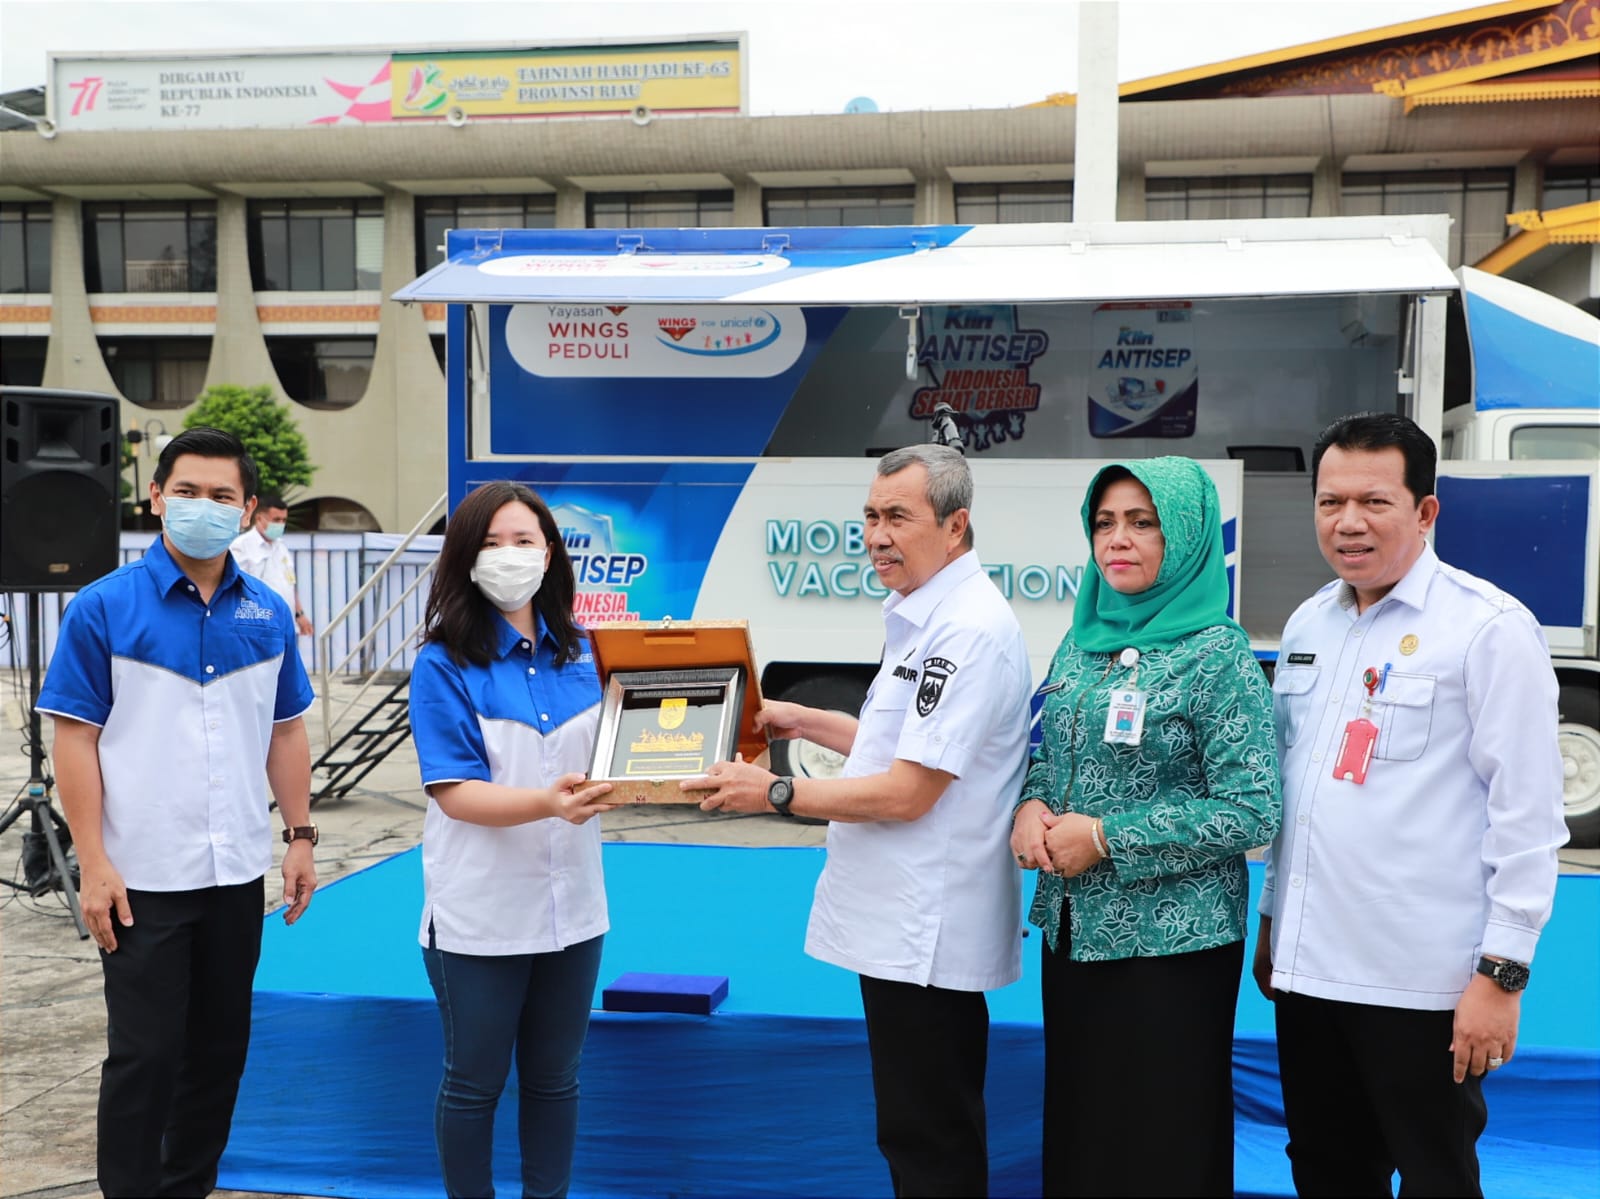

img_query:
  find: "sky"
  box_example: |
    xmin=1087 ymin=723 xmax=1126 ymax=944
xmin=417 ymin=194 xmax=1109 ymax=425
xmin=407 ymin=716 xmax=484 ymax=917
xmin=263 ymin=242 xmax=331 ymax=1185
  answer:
xmin=0 ymin=0 xmax=1481 ymax=112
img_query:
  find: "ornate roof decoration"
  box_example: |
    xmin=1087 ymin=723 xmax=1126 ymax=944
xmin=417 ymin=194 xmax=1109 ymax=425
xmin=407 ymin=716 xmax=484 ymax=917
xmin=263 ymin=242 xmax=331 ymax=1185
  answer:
xmin=1030 ymin=0 xmax=1600 ymax=108
xmin=1476 ymin=200 xmax=1600 ymax=274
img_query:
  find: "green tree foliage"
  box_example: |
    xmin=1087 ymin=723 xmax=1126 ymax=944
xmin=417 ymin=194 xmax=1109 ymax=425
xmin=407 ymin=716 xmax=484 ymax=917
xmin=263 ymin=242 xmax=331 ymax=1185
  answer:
xmin=183 ymin=384 xmax=315 ymax=498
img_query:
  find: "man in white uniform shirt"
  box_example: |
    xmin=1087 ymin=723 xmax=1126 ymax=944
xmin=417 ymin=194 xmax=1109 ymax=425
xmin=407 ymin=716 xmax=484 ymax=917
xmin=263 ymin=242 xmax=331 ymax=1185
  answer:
xmin=682 ymin=445 xmax=1030 ymax=1198
xmin=230 ymin=492 xmax=313 ymax=635
xmin=1254 ymin=413 xmax=1566 ymax=1197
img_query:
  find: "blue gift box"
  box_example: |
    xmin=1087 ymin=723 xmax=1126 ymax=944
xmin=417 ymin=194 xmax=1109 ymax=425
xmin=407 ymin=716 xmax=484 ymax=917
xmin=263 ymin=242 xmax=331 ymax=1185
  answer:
xmin=601 ymin=971 xmax=730 ymax=1015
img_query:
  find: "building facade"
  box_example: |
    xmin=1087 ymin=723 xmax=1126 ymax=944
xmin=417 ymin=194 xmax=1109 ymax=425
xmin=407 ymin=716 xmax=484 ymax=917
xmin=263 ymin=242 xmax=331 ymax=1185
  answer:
xmin=2 ymin=5 xmax=1595 ymax=531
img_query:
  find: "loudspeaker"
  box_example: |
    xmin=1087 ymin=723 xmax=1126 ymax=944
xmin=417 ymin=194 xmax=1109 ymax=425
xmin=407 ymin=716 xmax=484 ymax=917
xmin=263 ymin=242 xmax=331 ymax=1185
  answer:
xmin=1 ymin=387 xmax=121 ymax=591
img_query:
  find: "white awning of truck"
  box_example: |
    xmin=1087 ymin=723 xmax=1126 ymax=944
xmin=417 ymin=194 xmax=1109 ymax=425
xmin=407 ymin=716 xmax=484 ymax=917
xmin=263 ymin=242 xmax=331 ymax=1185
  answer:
xmin=393 ymin=217 xmax=1459 ymax=307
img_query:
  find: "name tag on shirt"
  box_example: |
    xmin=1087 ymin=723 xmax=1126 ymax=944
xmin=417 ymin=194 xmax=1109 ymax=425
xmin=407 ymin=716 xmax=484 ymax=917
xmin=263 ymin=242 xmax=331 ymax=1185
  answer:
xmin=1103 ymin=689 xmax=1146 ymax=746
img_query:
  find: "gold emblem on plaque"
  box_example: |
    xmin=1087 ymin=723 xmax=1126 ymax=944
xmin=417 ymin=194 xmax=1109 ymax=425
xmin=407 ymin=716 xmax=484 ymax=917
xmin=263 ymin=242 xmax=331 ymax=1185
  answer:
xmin=1399 ymin=634 xmax=1419 ymax=656
xmin=658 ymin=696 xmax=687 ymax=729
xmin=629 ymin=729 xmax=705 ymax=753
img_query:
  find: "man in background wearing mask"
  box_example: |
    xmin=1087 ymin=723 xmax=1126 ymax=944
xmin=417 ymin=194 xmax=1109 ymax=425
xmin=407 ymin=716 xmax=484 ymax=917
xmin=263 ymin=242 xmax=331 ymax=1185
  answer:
xmin=230 ymin=492 xmax=314 ymax=636
xmin=37 ymin=426 xmax=319 ymax=1197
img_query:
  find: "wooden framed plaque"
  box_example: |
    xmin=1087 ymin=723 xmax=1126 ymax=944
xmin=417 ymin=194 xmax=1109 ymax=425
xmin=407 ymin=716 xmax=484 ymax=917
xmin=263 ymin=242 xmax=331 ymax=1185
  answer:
xmin=586 ymin=619 xmax=767 ymax=804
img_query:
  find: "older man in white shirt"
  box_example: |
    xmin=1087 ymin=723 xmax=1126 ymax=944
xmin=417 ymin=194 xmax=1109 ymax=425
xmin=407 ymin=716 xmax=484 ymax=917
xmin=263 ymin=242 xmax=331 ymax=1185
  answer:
xmin=682 ymin=444 xmax=1030 ymax=1198
xmin=1254 ymin=412 xmax=1567 ymax=1198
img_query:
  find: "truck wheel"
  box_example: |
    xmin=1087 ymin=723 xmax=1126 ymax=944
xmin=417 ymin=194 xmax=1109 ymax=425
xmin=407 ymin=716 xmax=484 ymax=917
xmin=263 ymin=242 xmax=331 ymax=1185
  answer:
xmin=769 ymin=673 xmax=869 ymax=782
xmin=1558 ymin=680 xmax=1600 ymax=849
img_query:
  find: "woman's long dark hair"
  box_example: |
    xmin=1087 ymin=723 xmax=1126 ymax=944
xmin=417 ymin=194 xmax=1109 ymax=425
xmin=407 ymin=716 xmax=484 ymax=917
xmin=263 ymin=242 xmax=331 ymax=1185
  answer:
xmin=420 ymin=482 xmax=585 ymax=667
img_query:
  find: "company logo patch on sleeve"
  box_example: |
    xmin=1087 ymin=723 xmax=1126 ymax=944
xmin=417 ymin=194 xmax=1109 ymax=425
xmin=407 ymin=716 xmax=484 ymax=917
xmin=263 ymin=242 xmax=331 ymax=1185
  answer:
xmin=1285 ymin=652 xmax=1317 ymax=665
xmin=917 ymin=656 xmax=957 ymax=717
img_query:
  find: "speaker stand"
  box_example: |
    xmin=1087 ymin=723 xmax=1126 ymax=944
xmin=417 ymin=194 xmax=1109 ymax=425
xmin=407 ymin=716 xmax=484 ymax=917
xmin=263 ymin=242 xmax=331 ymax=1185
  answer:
xmin=0 ymin=594 xmax=88 ymax=939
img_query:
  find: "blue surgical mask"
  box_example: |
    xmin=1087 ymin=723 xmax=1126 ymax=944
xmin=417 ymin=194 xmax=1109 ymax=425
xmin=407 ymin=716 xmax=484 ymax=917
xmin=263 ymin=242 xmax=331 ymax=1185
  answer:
xmin=263 ymin=521 xmax=287 ymax=541
xmin=161 ymin=495 xmax=247 ymax=560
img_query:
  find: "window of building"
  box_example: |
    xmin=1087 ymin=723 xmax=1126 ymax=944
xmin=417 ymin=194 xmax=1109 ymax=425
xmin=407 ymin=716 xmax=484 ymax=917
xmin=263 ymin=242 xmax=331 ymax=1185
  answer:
xmin=763 ymin=186 xmax=916 ymax=226
xmin=416 ymin=195 xmax=557 ymax=272
xmin=1341 ymin=169 xmax=1513 ymax=267
xmin=954 ymin=181 xmax=1072 ymax=224
xmin=100 ymin=337 xmax=210 ymax=407
xmin=0 ymin=202 xmax=52 ymax=293
xmin=587 ymin=190 xmax=736 ymax=229
xmin=1542 ymin=164 xmax=1600 ymax=209
xmin=268 ymin=336 xmax=375 ymax=408
xmin=430 ymin=334 xmax=448 ymax=374
xmin=249 ymin=198 xmax=383 ymax=291
xmin=84 ymin=201 xmax=216 ymax=293
xmin=0 ymin=337 xmax=47 ymax=385
xmin=1146 ymin=175 xmax=1313 ymax=221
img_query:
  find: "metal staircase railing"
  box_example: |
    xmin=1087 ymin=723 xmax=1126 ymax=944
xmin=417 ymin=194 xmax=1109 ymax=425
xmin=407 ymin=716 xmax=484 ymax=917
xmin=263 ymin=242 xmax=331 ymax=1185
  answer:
xmin=311 ymin=674 xmax=416 ymax=805
xmin=312 ymin=493 xmax=446 ymax=804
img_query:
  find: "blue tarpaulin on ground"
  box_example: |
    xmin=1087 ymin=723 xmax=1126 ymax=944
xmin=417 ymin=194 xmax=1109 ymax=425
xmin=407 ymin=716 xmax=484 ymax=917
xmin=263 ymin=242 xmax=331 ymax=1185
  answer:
xmin=221 ymin=843 xmax=1599 ymax=1198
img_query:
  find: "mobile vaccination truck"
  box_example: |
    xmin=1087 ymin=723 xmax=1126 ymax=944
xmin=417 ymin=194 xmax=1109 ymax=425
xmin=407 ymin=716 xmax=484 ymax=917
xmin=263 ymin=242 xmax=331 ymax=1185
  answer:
xmin=396 ymin=214 xmax=1600 ymax=843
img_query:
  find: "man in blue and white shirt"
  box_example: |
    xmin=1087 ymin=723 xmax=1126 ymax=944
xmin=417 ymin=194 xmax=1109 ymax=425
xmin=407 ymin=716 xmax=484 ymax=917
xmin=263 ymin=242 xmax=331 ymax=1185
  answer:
xmin=1254 ymin=413 xmax=1566 ymax=1198
xmin=38 ymin=426 xmax=318 ymax=1198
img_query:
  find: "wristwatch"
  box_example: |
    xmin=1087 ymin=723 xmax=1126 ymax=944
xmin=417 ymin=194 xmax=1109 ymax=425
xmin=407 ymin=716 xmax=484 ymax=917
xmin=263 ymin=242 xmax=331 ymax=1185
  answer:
xmin=282 ymin=825 xmax=319 ymax=847
xmin=1476 ymin=956 xmax=1530 ymax=993
xmin=767 ymin=776 xmax=796 ymax=818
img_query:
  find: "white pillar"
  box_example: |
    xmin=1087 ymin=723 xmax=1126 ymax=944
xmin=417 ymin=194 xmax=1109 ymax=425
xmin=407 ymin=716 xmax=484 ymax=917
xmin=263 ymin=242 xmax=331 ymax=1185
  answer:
xmin=1074 ymin=2 xmax=1120 ymax=223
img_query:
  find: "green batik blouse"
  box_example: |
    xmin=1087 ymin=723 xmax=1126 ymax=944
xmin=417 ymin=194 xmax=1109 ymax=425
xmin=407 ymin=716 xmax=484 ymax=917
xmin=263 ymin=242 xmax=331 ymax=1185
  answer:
xmin=1020 ymin=622 xmax=1281 ymax=959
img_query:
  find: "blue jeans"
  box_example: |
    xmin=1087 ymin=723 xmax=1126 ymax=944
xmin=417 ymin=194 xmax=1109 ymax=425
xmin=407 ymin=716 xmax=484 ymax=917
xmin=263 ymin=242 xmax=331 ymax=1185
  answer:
xmin=422 ymin=933 xmax=604 ymax=1199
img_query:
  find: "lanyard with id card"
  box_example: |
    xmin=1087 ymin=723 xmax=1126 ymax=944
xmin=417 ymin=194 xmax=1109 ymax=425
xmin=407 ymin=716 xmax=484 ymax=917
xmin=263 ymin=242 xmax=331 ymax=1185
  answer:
xmin=1332 ymin=663 xmax=1388 ymax=784
xmin=1103 ymin=647 xmax=1147 ymax=746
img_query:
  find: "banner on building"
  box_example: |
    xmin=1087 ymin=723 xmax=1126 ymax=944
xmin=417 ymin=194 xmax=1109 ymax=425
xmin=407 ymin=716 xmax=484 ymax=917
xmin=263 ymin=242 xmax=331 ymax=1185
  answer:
xmin=392 ymin=43 xmax=741 ymax=119
xmin=49 ymin=38 xmax=743 ymax=132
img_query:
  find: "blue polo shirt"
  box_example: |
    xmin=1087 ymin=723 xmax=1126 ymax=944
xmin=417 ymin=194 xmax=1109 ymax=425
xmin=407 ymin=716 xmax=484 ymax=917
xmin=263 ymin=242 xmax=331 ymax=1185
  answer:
xmin=409 ymin=612 xmax=608 ymax=955
xmin=37 ymin=538 xmax=314 ymax=891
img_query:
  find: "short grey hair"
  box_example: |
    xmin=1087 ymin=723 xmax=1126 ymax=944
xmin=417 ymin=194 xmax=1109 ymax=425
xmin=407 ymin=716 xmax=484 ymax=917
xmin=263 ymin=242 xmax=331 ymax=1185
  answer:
xmin=877 ymin=444 xmax=975 ymax=546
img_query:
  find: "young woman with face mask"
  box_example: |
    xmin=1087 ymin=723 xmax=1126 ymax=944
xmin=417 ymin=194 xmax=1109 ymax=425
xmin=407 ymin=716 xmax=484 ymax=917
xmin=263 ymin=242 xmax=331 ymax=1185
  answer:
xmin=408 ymin=481 xmax=616 ymax=1199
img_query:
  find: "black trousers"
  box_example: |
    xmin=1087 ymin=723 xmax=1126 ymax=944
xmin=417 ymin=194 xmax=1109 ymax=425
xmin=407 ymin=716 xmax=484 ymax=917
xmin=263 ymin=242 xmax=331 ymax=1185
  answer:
xmin=1040 ymin=936 xmax=1243 ymax=1198
xmin=858 ymin=974 xmax=991 ymax=1198
xmin=1275 ymin=991 xmax=1488 ymax=1199
xmin=97 ymin=877 xmax=265 ymax=1198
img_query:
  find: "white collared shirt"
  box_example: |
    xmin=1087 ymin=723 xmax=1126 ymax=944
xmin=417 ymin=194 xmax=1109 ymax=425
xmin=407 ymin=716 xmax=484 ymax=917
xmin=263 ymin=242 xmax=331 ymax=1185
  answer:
xmin=805 ymin=551 xmax=1029 ymax=992
xmin=230 ymin=528 xmax=301 ymax=615
xmin=1263 ymin=544 xmax=1566 ymax=1010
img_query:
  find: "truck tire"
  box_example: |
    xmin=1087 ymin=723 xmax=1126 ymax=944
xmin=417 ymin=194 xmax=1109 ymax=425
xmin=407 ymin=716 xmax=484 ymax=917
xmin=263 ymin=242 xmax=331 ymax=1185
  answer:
xmin=768 ymin=672 xmax=869 ymax=782
xmin=1559 ymin=680 xmax=1600 ymax=849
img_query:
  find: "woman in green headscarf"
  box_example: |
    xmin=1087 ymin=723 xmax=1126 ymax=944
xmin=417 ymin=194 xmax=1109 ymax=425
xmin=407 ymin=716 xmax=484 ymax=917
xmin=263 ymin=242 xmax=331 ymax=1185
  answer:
xmin=1010 ymin=457 xmax=1280 ymax=1198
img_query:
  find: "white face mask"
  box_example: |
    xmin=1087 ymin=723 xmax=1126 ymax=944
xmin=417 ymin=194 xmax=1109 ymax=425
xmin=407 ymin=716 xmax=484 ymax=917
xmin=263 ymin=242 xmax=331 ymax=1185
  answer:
xmin=471 ymin=545 xmax=547 ymax=611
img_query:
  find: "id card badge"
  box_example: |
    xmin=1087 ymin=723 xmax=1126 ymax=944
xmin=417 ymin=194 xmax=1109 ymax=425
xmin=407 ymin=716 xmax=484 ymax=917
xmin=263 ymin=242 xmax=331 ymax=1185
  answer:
xmin=1103 ymin=689 xmax=1147 ymax=746
xmin=1332 ymin=717 xmax=1379 ymax=784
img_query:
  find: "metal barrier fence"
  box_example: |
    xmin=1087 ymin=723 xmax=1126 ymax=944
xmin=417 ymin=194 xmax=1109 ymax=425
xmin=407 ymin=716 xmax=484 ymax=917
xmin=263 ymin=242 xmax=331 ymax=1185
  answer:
xmin=0 ymin=532 xmax=444 ymax=680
